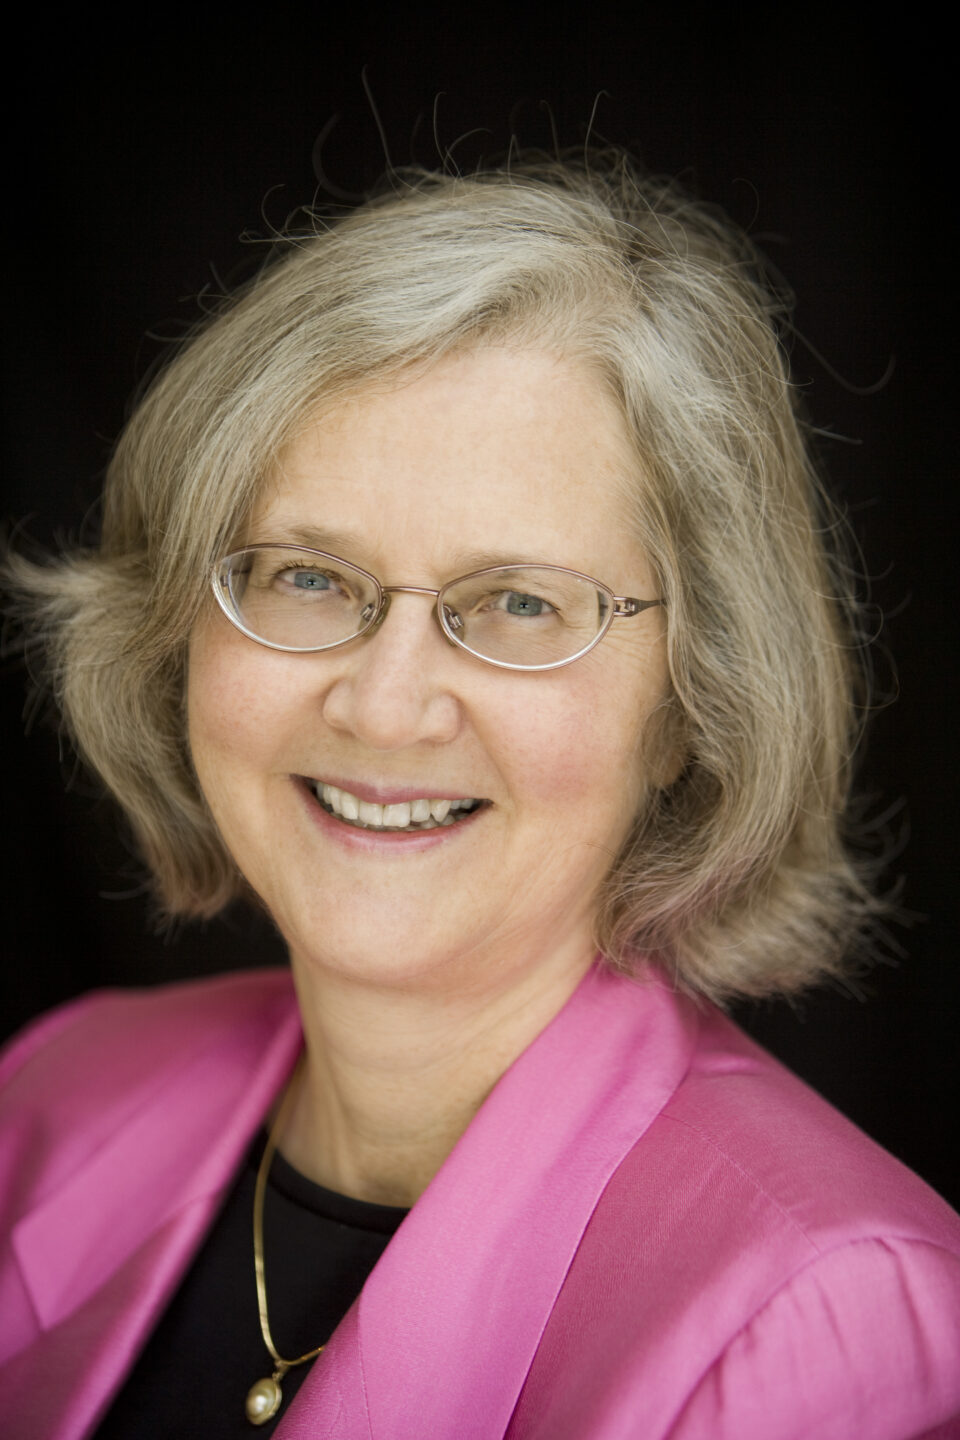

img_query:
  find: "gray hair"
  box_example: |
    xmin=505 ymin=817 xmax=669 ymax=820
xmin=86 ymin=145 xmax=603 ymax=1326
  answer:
xmin=5 ymin=153 xmax=878 ymax=1000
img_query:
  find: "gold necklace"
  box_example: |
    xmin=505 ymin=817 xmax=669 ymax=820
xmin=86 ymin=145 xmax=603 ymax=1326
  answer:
xmin=245 ymin=1062 xmax=325 ymax=1427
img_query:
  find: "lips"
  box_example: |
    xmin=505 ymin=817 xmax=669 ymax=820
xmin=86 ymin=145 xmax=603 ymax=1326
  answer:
xmin=308 ymin=780 xmax=486 ymax=832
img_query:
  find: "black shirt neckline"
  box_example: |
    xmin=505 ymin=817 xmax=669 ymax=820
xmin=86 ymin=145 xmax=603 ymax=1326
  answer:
xmin=259 ymin=1136 xmax=411 ymax=1232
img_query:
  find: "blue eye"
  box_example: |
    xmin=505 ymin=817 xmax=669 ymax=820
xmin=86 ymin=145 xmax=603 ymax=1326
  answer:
xmin=290 ymin=570 xmax=332 ymax=590
xmin=502 ymin=592 xmax=553 ymax=617
xmin=271 ymin=565 xmax=353 ymax=598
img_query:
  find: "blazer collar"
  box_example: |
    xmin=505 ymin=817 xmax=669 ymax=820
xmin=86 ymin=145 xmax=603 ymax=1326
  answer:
xmin=13 ymin=979 xmax=303 ymax=1332
xmin=6 ymin=973 xmax=303 ymax=1440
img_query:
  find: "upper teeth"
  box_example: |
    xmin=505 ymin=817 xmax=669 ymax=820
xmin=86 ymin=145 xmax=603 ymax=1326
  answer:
xmin=318 ymin=784 xmax=479 ymax=830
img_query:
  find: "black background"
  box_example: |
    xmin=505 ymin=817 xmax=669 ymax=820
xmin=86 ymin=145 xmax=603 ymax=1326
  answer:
xmin=2 ymin=10 xmax=957 ymax=1205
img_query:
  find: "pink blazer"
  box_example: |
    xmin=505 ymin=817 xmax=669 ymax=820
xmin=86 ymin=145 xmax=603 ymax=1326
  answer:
xmin=2 ymin=963 xmax=959 ymax=1440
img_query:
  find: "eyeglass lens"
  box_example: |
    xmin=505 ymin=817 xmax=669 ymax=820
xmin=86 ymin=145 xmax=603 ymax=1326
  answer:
xmin=216 ymin=547 xmax=612 ymax=666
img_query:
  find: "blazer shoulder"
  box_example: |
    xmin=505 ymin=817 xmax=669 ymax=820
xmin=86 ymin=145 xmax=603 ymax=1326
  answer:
xmin=655 ymin=1005 xmax=960 ymax=1254
xmin=0 ymin=991 xmax=114 ymax=1088
xmin=0 ymin=968 xmax=296 ymax=1115
xmin=0 ymin=969 xmax=299 ymax=1243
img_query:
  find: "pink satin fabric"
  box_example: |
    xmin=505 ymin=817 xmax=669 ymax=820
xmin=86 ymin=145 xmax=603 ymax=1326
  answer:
xmin=2 ymin=963 xmax=959 ymax=1439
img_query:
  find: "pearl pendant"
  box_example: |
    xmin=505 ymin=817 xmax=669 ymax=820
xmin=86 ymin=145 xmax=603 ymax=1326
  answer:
xmin=245 ymin=1374 xmax=283 ymax=1425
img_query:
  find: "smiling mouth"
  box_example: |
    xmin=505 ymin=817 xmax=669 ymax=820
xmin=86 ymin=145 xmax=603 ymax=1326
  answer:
xmin=309 ymin=781 xmax=486 ymax=832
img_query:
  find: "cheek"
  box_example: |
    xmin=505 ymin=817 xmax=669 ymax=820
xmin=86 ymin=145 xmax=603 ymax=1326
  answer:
xmin=493 ymin=685 xmax=649 ymax=836
xmin=186 ymin=622 xmax=282 ymax=794
xmin=514 ymin=638 xmax=673 ymax=836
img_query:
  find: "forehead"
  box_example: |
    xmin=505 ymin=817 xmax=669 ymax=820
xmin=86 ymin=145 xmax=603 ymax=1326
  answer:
xmin=251 ymin=348 xmax=650 ymax=580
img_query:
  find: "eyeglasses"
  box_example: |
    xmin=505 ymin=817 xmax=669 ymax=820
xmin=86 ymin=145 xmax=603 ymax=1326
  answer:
xmin=211 ymin=544 xmax=663 ymax=672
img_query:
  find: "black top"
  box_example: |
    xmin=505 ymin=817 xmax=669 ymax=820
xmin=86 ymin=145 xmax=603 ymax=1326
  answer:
xmin=96 ymin=1135 xmax=409 ymax=1438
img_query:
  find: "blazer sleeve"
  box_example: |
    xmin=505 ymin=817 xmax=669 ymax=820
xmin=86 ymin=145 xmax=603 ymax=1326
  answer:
xmin=667 ymin=1235 xmax=960 ymax=1440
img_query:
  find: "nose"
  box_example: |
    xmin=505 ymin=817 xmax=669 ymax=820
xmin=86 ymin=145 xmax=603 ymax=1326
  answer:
xmin=320 ymin=592 xmax=463 ymax=750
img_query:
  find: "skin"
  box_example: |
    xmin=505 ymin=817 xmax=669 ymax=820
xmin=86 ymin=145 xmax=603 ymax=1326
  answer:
xmin=188 ymin=347 xmax=674 ymax=1204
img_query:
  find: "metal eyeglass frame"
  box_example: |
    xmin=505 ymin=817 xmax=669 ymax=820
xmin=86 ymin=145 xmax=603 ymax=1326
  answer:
xmin=211 ymin=543 xmax=664 ymax=673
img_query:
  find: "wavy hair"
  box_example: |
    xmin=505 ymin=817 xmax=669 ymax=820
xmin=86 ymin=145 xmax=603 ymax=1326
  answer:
xmin=4 ymin=153 xmax=878 ymax=1000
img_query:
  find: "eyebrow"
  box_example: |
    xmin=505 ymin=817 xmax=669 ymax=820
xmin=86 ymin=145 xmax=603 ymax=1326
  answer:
xmin=253 ymin=524 xmax=562 ymax=575
xmin=260 ymin=523 xmax=365 ymax=556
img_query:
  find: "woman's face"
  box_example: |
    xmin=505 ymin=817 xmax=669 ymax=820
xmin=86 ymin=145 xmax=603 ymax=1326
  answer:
xmin=188 ymin=348 xmax=674 ymax=998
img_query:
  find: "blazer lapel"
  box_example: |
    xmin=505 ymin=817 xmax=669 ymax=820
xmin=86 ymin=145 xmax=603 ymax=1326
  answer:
xmin=4 ymin=974 xmax=302 ymax=1440
xmin=280 ymin=963 xmax=698 ymax=1440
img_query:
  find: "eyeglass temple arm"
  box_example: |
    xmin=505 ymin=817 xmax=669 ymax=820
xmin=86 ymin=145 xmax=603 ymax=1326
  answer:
xmin=613 ymin=597 xmax=664 ymax=617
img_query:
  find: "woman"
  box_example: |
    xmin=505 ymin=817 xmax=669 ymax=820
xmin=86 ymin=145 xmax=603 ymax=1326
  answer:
xmin=2 ymin=155 xmax=959 ymax=1440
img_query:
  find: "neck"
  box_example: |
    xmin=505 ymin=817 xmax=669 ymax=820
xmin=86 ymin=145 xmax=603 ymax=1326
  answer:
xmin=277 ymin=939 xmax=594 ymax=1207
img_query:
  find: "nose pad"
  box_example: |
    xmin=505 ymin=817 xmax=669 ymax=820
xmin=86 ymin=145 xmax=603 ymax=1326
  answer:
xmin=441 ymin=603 xmax=464 ymax=637
xmin=362 ymin=592 xmax=392 ymax=635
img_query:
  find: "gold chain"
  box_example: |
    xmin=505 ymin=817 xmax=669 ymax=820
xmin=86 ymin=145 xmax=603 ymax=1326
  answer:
xmin=245 ymin=1059 xmax=325 ymax=1426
